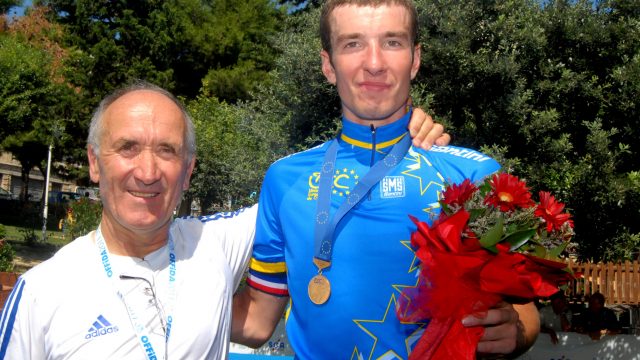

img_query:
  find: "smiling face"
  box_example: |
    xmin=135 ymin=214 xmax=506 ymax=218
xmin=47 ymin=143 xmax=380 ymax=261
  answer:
xmin=88 ymin=90 xmax=195 ymax=249
xmin=320 ymin=3 xmax=421 ymax=126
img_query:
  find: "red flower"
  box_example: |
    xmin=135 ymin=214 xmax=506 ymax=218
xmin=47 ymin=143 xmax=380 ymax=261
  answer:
xmin=441 ymin=179 xmax=477 ymax=207
xmin=484 ymin=173 xmax=535 ymax=212
xmin=535 ymin=191 xmax=573 ymax=232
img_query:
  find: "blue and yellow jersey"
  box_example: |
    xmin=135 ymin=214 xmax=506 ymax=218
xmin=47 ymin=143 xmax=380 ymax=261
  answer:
xmin=249 ymin=112 xmax=500 ymax=359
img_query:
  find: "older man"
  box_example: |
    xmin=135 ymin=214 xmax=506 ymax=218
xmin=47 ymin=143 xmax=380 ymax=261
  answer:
xmin=0 ymin=82 xmax=257 ymax=359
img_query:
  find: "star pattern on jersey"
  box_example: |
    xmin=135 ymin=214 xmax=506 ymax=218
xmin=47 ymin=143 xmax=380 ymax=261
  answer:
xmin=401 ymin=150 xmax=445 ymax=214
xmin=393 ymin=241 xmax=423 ymax=321
xmin=399 ymin=240 xmax=421 ymax=274
xmin=353 ymin=294 xmax=427 ymax=360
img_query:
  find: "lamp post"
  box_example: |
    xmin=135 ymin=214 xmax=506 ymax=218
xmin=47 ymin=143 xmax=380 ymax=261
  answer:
xmin=41 ymin=143 xmax=53 ymax=242
xmin=41 ymin=122 xmax=64 ymax=243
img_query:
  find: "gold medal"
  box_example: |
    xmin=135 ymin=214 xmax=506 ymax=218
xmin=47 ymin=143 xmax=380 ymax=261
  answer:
xmin=309 ymin=258 xmax=332 ymax=304
xmin=308 ymin=274 xmax=331 ymax=305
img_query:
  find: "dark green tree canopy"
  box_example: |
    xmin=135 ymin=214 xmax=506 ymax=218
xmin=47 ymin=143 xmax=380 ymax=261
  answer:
xmin=0 ymin=0 xmax=20 ymax=14
xmin=35 ymin=0 xmax=284 ymax=101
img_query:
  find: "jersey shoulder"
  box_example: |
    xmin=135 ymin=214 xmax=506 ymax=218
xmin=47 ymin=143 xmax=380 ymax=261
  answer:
xmin=265 ymin=142 xmax=329 ymax=179
xmin=418 ymin=145 xmax=501 ymax=183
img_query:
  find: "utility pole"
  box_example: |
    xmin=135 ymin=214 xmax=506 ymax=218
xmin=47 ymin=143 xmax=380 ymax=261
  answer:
xmin=42 ymin=143 xmax=53 ymax=243
xmin=42 ymin=122 xmax=64 ymax=243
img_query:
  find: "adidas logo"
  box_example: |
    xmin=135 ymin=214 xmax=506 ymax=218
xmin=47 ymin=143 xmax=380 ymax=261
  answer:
xmin=85 ymin=315 xmax=119 ymax=339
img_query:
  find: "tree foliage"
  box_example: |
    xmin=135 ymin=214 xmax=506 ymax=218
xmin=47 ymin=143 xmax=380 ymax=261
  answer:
xmin=0 ymin=0 xmax=20 ymax=15
xmin=35 ymin=0 xmax=284 ymax=102
xmin=1 ymin=7 xmax=85 ymax=200
xmin=187 ymin=97 xmax=278 ymax=212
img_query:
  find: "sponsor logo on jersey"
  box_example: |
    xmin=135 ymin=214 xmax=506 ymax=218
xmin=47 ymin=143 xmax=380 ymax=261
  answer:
xmin=85 ymin=315 xmax=119 ymax=339
xmin=380 ymin=176 xmax=406 ymax=198
xmin=429 ymin=145 xmax=492 ymax=162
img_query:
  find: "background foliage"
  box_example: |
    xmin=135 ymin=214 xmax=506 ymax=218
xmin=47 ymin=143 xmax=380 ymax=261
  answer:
xmin=1 ymin=0 xmax=639 ymax=262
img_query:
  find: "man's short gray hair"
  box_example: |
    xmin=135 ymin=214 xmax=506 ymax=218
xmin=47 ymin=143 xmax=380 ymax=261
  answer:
xmin=86 ymin=80 xmax=196 ymax=163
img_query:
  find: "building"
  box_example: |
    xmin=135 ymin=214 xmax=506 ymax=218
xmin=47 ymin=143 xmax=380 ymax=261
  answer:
xmin=0 ymin=152 xmax=77 ymax=201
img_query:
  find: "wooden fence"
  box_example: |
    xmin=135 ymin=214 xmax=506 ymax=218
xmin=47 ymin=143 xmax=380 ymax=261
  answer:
xmin=565 ymin=260 xmax=640 ymax=305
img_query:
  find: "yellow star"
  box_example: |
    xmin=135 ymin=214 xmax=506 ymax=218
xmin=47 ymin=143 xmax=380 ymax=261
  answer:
xmin=353 ymin=294 xmax=427 ymax=359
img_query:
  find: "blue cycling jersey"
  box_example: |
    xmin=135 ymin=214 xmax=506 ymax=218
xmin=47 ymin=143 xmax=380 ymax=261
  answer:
xmin=249 ymin=111 xmax=501 ymax=359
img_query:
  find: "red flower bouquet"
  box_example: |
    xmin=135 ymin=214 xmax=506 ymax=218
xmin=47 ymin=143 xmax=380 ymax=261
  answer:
xmin=397 ymin=173 xmax=577 ymax=359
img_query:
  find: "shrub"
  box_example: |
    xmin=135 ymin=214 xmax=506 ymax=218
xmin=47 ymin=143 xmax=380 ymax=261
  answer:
xmin=0 ymin=224 xmax=15 ymax=272
xmin=66 ymin=198 xmax=102 ymax=240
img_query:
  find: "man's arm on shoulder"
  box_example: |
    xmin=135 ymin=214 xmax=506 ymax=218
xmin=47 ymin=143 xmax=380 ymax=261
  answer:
xmin=232 ymin=286 xmax=289 ymax=348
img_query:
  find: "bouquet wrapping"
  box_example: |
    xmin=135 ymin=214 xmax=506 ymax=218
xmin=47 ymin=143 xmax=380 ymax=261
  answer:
xmin=397 ymin=173 xmax=577 ymax=359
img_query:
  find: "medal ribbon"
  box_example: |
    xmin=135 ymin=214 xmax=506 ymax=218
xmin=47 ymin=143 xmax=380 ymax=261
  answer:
xmin=96 ymin=228 xmax=176 ymax=360
xmin=313 ymin=130 xmax=412 ymax=264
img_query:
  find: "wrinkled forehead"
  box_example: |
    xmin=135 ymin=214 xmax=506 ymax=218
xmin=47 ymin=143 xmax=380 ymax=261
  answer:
xmin=101 ymin=90 xmax=186 ymax=144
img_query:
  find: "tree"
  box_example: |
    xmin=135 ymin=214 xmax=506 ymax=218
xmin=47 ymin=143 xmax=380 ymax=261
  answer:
xmin=0 ymin=0 xmax=20 ymax=14
xmin=1 ymin=8 xmax=82 ymax=200
xmin=187 ymin=97 xmax=274 ymax=212
xmin=35 ymin=0 xmax=284 ymax=102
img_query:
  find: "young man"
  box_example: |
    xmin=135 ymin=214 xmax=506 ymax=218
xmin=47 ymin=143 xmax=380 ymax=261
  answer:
xmin=0 ymin=83 xmax=257 ymax=359
xmin=232 ymin=1 xmax=539 ymax=358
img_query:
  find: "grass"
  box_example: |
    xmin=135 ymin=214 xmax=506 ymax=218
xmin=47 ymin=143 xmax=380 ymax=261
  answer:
xmin=3 ymin=224 xmax=69 ymax=247
xmin=2 ymin=224 xmax=71 ymax=274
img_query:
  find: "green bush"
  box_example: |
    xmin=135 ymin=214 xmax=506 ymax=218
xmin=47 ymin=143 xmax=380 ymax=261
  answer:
xmin=66 ymin=198 xmax=102 ymax=240
xmin=0 ymin=224 xmax=15 ymax=272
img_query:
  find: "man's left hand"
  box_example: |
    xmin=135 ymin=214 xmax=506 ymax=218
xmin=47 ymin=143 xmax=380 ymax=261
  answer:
xmin=408 ymin=108 xmax=451 ymax=149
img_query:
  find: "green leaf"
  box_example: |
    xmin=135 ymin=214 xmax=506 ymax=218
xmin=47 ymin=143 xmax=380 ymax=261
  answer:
xmin=479 ymin=215 xmax=505 ymax=252
xmin=548 ymin=241 xmax=568 ymax=258
xmin=505 ymin=229 xmax=536 ymax=251
xmin=532 ymin=244 xmax=548 ymax=258
xmin=468 ymin=208 xmax=485 ymax=222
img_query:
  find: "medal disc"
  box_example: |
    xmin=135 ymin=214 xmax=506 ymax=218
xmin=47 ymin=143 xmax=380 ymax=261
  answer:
xmin=308 ymin=274 xmax=331 ymax=305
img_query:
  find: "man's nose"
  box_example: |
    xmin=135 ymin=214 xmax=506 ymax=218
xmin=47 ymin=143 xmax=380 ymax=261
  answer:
xmin=134 ymin=150 xmax=161 ymax=184
xmin=364 ymin=43 xmax=385 ymax=75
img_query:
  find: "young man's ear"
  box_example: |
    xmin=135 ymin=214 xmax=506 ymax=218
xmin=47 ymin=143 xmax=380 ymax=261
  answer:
xmin=320 ymin=50 xmax=337 ymax=85
xmin=411 ymin=44 xmax=421 ymax=80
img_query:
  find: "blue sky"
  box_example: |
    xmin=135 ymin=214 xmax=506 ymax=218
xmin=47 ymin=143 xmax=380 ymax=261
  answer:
xmin=7 ymin=0 xmax=31 ymax=17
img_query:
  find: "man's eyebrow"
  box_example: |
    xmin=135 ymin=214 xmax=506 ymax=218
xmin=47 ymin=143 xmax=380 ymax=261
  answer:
xmin=112 ymin=138 xmax=138 ymax=147
xmin=335 ymin=33 xmax=363 ymax=43
xmin=335 ymin=31 xmax=410 ymax=43
xmin=383 ymin=31 xmax=410 ymax=39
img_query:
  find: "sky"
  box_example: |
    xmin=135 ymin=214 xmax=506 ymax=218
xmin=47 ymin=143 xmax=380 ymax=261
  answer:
xmin=7 ymin=0 xmax=31 ymax=18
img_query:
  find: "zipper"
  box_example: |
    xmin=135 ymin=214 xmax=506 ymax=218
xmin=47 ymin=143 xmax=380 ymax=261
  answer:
xmin=368 ymin=124 xmax=377 ymax=200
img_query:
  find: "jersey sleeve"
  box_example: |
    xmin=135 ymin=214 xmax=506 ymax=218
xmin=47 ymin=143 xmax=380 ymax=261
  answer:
xmin=247 ymin=165 xmax=289 ymax=297
xmin=0 ymin=277 xmax=45 ymax=360
xmin=198 ymin=205 xmax=258 ymax=291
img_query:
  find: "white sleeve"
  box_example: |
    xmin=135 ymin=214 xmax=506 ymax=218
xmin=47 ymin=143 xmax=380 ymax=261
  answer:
xmin=202 ymin=205 xmax=258 ymax=290
xmin=0 ymin=277 xmax=46 ymax=360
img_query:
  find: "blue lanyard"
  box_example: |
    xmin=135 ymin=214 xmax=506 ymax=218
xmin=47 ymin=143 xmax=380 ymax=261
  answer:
xmin=96 ymin=228 xmax=176 ymax=360
xmin=313 ymin=131 xmax=412 ymax=264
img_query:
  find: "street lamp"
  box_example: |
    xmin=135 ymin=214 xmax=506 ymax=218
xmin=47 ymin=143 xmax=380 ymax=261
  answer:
xmin=42 ymin=122 xmax=64 ymax=243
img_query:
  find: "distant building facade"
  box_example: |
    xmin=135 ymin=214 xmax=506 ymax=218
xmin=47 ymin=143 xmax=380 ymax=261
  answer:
xmin=0 ymin=152 xmax=77 ymax=201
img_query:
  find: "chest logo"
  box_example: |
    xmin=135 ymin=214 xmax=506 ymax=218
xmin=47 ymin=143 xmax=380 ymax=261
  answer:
xmin=380 ymin=176 xmax=406 ymax=199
